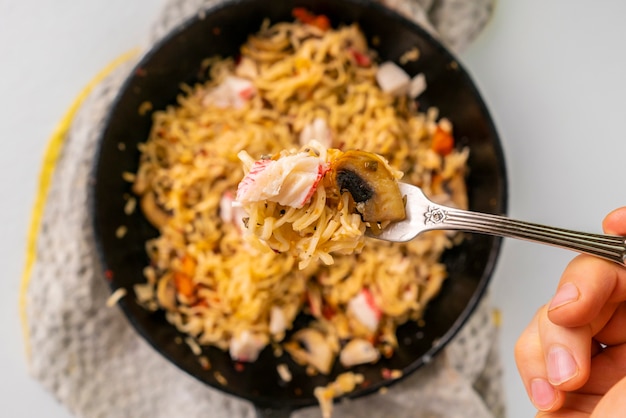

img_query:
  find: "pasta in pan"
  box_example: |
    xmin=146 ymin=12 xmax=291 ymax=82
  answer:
xmin=131 ymin=11 xmax=469 ymax=377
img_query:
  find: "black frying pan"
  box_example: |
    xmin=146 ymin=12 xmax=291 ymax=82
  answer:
xmin=91 ymin=0 xmax=507 ymax=416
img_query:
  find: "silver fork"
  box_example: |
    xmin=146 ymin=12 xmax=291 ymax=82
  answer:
xmin=369 ymin=183 xmax=626 ymax=266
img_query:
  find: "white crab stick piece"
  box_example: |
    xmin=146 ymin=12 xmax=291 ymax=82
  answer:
xmin=229 ymin=330 xmax=267 ymax=362
xmin=377 ymin=61 xmax=427 ymax=99
xmin=299 ymin=117 xmax=332 ymax=149
xmin=409 ymin=73 xmax=427 ymax=98
xmin=203 ymin=75 xmax=255 ymax=109
xmin=347 ymin=289 xmax=381 ymax=332
xmin=236 ymin=152 xmax=327 ymax=208
xmin=376 ymin=61 xmax=411 ymax=97
xmin=219 ymin=190 xmax=247 ymax=233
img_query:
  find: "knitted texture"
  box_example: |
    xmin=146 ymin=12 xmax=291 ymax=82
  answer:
xmin=25 ymin=1 xmax=502 ymax=417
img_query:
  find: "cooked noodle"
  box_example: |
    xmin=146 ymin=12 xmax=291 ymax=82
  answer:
xmin=132 ymin=16 xmax=469 ymax=371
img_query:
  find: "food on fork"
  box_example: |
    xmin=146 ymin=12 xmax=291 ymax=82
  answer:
xmin=236 ymin=141 xmax=407 ymax=269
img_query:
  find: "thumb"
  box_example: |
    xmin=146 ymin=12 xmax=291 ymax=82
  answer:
xmin=602 ymin=207 xmax=626 ymax=235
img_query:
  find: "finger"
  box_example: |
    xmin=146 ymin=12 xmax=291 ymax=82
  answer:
xmin=537 ymin=306 xmax=591 ymax=390
xmin=527 ymin=304 xmax=626 ymax=396
xmin=602 ymin=206 xmax=626 ymax=235
xmin=547 ymin=256 xmax=626 ymax=328
xmin=516 ymin=306 xmax=565 ymax=411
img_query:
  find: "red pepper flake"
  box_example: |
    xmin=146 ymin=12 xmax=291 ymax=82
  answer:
xmin=321 ymin=304 xmax=335 ymax=320
xmin=135 ymin=67 xmax=147 ymax=77
xmin=350 ymin=48 xmax=372 ymax=67
xmin=234 ymin=362 xmax=245 ymax=372
xmin=104 ymin=269 xmax=114 ymax=281
xmin=192 ymin=298 xmax=208 ymax=309
xmin=212 ymin=27 xmax=221 ymax=35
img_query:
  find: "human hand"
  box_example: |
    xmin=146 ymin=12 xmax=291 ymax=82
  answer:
xmin=515 ymin=207 xmax=626 ymax=417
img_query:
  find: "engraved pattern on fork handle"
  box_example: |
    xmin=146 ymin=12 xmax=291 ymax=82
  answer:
xmin=424 ymin=206 xmax=626 ymax=266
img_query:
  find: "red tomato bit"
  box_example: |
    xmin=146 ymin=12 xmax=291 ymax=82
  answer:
xmin=350 ymin=48 xmax=372 ymax=67
xmin=292 ymin=7 xmax=331 ymax=31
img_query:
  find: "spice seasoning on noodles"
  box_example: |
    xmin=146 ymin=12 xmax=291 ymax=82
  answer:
xmin=131 ymin=9 xmax=469 ymax=401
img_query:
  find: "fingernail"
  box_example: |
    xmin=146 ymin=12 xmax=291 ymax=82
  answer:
xmin=530 ymin=378 xmax=557 ymax=410
xmin=547 ymin=345 xmax=578 ymax=385
xmin=548 ymin=282 xmax=579 ymax=311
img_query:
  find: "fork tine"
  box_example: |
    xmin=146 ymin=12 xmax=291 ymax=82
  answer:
xmin=366 ymin=183 xmax=431 ymax=242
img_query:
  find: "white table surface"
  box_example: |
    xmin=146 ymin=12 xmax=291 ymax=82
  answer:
xmin=2 ymin=1 xmax=626 ymax=417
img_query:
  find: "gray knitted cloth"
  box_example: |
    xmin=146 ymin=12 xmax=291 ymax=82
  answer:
xmin=24 ymin=1 xmax=503 ymax=417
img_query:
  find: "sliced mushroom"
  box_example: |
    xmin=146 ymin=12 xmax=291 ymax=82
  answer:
xmin=140 ymin=192 xmax=170 ymax=228
xmin=331 ymin=150 xmax=406 ymax=223
xmin=284 ymin=328 xmax=334 ymax=375
xmin=339 ymin=338 xmax=380 ymax=367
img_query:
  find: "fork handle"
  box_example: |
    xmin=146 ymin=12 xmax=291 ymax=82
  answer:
xmin=426 ymin=206 xmax=626 ymax=266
